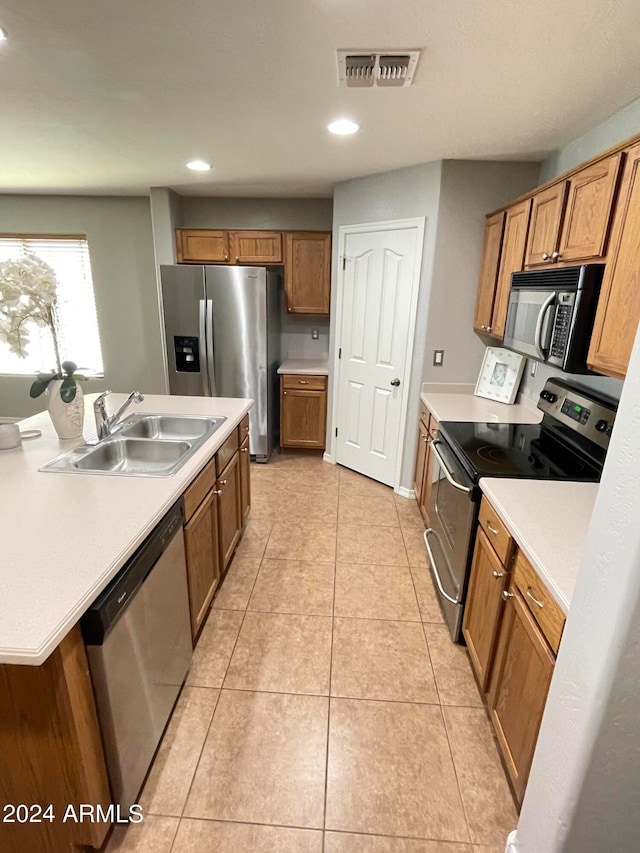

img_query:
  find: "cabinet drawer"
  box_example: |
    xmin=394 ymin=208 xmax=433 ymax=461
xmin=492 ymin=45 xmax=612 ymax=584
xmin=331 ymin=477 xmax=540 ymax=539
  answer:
xmin=216 ymin=430 xmax=239 ymax=476
xmin=428 ymin=415 xmax=439 ymax=440
xmin=478 ymin=498 xmax=513 ymax=565
xmin=183 ymin=456 xmax=217 ymax=521
xmin=281 ymin=374 xmax=327 ymax=391
xmin=513 ymin=550 xmax=565 ymax=654
xmin=419 ymin=402 xmax=430 ymax=429
xmin=239 ymin=413 xmax=250 ymax=443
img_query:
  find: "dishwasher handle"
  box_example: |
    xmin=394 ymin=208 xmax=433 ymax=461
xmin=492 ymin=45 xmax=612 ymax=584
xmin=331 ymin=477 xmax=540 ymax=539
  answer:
xmin=82 ymin=499 xmax=184 ymax=646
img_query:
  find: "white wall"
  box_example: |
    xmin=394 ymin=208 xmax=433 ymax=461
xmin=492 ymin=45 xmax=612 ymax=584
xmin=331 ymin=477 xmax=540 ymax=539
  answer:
xmin=330 ymin=162 xmax=443 ymax=488
xmin=0 ymin=195 xmax=165 ymax=419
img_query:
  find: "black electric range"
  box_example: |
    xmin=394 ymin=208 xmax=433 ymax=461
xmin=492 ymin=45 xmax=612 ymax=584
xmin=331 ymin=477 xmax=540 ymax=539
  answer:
xmin=424 ymin=378 xmax=617 ymax=643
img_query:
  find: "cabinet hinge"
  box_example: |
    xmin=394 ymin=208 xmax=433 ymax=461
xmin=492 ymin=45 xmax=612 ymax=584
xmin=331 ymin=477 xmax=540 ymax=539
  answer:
xmin=342 ymin=256 xmax=346 ymax=270
xmin=335 ymin=427 xmax=338 ymax=437
xmin=338 ymin=347 xmax=342 ymax=359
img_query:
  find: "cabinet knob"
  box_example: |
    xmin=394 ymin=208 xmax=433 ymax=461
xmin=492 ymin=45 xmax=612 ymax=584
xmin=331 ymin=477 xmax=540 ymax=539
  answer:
xmin=298 ymin=380 xmax=308 ymax=384
xmin=241 ymin=447 xmax=248 ymax=453
xmin=492 ymin=570 xmax=504 ymax=579
xmin=224 ymin=254 xmax=229 ymax=261
xmin=551 ymin=251 xmax=561 ymax=260
xmin=486 ymin=326 xmax=492 ymax=332
xmin=480 ymin=324 xmax=486 ymax=330
xmin=220 ymin=479 xmax=228 ymax=486
xmin=502 ymin=590 xmax=514 ymax=601
xmin=235 ymin=256 xmax=239 ymax=263
xmin=283 ymin=391 xmax=287 ymax=395
xmin=214 ymin=489 xmax=222 ymax=496
xmin=542 ymin=252 xmax=550 ymax=261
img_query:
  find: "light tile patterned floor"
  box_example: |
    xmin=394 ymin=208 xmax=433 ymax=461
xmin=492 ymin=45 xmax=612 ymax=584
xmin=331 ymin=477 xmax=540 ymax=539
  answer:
xmin=106 ymin=451 xmax=517 ymax=853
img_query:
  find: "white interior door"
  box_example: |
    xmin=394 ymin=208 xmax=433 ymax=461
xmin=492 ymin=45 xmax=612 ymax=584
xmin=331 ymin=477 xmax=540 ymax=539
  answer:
xmin=335 ymin=223 xmax=423 ymax=486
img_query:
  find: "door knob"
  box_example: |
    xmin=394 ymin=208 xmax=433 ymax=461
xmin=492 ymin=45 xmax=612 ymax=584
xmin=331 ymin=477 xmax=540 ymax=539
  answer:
xmin=390 ymin=378 xmax=401 ymax=387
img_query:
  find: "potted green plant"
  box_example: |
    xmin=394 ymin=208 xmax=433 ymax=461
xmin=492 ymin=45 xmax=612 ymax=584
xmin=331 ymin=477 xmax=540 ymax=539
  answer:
xmin=0 ymin=252 xmax=86 ymax=439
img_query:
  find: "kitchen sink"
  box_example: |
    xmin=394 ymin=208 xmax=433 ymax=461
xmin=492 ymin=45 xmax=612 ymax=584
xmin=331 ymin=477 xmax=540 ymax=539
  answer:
xmin=73 ymin=438 xmax=191 ymax=475
xmin=121 ymin=414 xmax=224 ymax=441
xmin=40 ymin=412 xmax=227 ymax=477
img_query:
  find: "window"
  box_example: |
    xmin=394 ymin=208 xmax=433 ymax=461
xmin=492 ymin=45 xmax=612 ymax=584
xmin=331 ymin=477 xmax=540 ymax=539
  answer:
xmin=0 ymin=235 xmax=104 ymax=376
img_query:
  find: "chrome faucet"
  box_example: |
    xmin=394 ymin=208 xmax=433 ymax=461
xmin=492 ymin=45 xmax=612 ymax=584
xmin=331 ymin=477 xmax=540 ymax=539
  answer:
xmin=94 ymin=390 xmax=144 ymax=440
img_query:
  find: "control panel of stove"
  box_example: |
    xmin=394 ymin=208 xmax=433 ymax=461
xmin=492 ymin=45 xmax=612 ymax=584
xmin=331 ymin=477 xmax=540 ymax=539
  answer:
xmin=537 ymin=378 xmax=617 ymax=449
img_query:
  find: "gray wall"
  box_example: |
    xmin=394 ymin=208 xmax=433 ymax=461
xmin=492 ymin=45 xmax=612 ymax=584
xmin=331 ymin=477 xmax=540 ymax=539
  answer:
xmin=517 ymin=101 xmax=640 ymax=404
xmin=0 ymin=195 xmax=165 ymax=419
xmin=426 ymin=160 xmax=540 ymax=384
xmin=331 ymin=162 xmax=443 ymax=489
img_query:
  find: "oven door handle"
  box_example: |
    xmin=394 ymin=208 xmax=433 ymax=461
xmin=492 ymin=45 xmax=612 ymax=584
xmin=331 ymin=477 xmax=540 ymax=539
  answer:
xmin=431 ymin=441 xmax=472 ymax=494
xmin=534 ymin=293 xmax=556 ymax=361
xmin=423 ymin=529 xmax=462 ymax=606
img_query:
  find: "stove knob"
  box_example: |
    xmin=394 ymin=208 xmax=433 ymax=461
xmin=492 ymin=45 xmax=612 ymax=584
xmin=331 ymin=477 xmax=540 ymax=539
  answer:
xmin=539 ymin=390 xmax=548 ymax=400
xmin=546 ymin=393 xmax=557 ymax=404
xmin=596 ymin=419 xmax=609 ymax=433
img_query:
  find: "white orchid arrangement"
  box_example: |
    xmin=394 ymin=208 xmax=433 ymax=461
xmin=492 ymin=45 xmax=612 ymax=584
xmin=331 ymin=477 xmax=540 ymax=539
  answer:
xmin=0 ymin=252 xmax=85 ymax=402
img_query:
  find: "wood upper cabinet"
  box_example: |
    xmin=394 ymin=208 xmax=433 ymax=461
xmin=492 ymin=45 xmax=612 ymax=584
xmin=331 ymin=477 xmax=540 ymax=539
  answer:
xmin=184 ymin=489 xmax=221 ymax=639
xmin=557 ymin=153 xmax=622 ymax=263
xmin=524 ymin=182 xmax=568 ymax=267
xmin=217 ymin=452 xmax=242 ymax=570
xmin=239 ymin=434 xmax=251 ymax=524
xmin=489 ymin=588 xmax=555 ymax=805
xmin=280 ymin=374 xmax=327 ymax=448
xmin=176 ymin=229 xmax=230 ymax=263
xmin=463 ymin=528 xmax=510 ymax=692
xmin=229 ymin=230 xmax=282 ymax=263
xmin=474 ymin=211 xmax=505 ymax=334
xmin=491 ymin=199 xmax=532 ymax=339
xmin=284 ymin=231 xmax=332 ymax=314
xmin=588 ymin=143 xmax=640 ymax=379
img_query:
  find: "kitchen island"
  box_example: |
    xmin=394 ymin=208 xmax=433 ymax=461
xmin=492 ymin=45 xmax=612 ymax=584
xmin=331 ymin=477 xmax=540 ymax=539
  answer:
xmin=0 ymin=393 xmax=252 ymax=853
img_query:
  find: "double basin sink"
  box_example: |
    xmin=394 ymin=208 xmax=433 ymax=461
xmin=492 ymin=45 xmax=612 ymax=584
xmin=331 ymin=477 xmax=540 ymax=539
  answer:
xmin=40 ymin=414 xmax=227 ymax=477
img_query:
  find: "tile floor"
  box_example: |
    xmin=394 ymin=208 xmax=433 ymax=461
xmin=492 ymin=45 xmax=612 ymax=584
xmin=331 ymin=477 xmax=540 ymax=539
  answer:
xmin=106 ymin=451 xmax=517 ymax=853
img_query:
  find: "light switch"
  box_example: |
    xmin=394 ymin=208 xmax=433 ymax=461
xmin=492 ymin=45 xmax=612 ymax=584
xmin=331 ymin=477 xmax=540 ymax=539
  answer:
xmin=433 ymin=349 xmax=444 ymax=367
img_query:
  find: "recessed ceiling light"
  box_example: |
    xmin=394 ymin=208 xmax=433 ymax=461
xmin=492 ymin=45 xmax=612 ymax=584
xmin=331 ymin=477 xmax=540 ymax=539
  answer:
xmin=0 ymin=26 xmax=8 ymax=42
xmin=328 ymin=118 xmax=360 ymax=136
xmin=186 ymin=160 xmax=212 ymax=171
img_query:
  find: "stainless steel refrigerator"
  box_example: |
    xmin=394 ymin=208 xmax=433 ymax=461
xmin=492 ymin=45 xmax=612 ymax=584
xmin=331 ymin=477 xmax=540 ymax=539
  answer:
xmin=159 ymin=265 xmax=281 ymax=462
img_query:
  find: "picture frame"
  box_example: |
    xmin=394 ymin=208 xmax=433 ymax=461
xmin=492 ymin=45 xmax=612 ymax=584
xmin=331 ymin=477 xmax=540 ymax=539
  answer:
xmin=474 ymin=346 xmax=525 ymax=405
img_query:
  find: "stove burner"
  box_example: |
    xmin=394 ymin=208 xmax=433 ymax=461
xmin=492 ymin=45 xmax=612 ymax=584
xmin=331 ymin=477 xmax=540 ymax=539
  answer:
xmin=476 ymin=446 xmax=511 ymax=464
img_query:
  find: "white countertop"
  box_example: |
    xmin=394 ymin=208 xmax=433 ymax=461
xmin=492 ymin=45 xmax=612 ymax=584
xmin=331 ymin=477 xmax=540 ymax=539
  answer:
xmin=479 ymin=479 xmax=599 ymax=614
xmin=420 ymin=383 xmax=541 ymax=425
xmin=278 ymin=358 xmax=329 ymax=376
xmin=0 ymin=393 xmax=252 ymax=666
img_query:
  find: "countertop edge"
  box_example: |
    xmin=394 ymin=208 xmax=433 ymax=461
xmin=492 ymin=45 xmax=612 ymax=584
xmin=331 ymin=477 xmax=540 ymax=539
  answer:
xmin=1 ymin=399 xmax=253 ymax=666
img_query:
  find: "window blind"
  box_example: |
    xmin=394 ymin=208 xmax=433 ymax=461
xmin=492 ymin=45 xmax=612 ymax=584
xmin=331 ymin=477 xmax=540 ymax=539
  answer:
xmin=0 ymin=235 xmax=104 ymax=376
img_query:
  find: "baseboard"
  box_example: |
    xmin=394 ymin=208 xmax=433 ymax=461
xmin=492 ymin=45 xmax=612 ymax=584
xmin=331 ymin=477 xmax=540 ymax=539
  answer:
xmin=395 ymin=486 xmax=416 ymax=499
xmin=323 ymin=452 xmax=336 ymax=465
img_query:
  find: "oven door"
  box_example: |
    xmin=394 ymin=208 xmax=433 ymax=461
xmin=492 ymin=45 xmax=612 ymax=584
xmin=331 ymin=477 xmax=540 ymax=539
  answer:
xmin=425 ymin=438 xmax=477 ymax=643
xmin=504 ymin=287 xmax=557 ymax=362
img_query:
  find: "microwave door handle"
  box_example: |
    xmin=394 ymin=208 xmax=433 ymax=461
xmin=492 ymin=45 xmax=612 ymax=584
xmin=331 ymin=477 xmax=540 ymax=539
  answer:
xmin=430 ymin=441 xmax=472 ymax=494
xmin=534 ymin=293 xmax=556 ymax=360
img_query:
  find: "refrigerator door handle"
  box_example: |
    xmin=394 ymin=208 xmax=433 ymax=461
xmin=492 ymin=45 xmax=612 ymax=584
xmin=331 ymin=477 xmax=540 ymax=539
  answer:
xmin=198 ymin=300 xmax=210 ymax=396
xmin=205 ymin=299 xmax=217 ymax=397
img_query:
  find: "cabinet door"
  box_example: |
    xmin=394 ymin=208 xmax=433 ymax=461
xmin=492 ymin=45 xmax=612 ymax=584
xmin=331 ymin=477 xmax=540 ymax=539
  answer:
xmin=239 ymin=434 xmax=251 ymax=525
xmin=217 ymin=452 xmax=242 ymax=570
xmin=588 ymin=144 xmax=640 ymax=379
xmin=184 ymin=490 xmax=221 ymax=638
xmin=229 ymin=230 xmax=282 ymax=263
xmin=462 ymin=529 xmax=509 ymax=691
xmin=524 ymin=182 xmax=567 ymax=267
xmin=176 ymin=229 xmax=230 ymax=263
xmin=474 ymin=211 xmax=505 ymax=333
xmin=280 ymin=385 xmax=327 ymax=448
xmin=557 ymin=153 xmax=622 ymax=263
xmin=491 ymin=199 xmax=532 ymax=339
xmin=418 ymin=436 xmax=433 ymax=524
xmin=489 ymin=589 xmax=555 ymax=804
xmin=413 ymin=418 xmax=430 ymax=504
xmin=284 ymin=231 xmax=331 ymax=314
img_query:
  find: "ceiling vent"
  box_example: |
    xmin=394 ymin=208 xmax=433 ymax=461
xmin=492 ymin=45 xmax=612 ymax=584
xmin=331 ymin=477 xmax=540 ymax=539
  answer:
xmin=337 ymin=50 xmax=420 ymax=88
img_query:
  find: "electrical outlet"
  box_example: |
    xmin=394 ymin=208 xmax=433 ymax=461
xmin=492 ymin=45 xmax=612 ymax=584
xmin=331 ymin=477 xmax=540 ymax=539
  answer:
xmin=433 ymin=349 xmax=444 ymax=367
xmin=311 ymin=328 xmax=319 ymax=340
xmin=530 ymin=359 xmax=538 ymax=377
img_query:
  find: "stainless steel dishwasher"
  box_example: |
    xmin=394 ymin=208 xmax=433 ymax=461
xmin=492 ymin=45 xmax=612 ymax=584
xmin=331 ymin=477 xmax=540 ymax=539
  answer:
xmin=82 ymin=499 xmax=192 ymax=810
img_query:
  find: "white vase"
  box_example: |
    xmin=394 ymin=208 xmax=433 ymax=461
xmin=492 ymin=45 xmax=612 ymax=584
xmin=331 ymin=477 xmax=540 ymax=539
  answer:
xmin=48 ymin=379 xmax=84 ymax=440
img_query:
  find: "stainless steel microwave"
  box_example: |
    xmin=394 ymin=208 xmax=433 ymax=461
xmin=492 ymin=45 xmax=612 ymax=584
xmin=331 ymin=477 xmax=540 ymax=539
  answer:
xmin=503 ymin=264 xmax=604 ymax=374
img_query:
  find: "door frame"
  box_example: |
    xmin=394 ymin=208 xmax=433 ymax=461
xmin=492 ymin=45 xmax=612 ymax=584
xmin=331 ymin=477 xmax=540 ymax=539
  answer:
xmin=328 ymin=217 xmax=426 ymax=491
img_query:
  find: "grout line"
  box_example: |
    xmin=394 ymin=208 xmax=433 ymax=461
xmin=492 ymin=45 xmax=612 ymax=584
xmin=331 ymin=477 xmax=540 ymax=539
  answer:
xmin=167 ymin=811 xmax=183 ymax=853
xmin=440 ymin=704 xmax=474 ymax=847
xmin=322 ymin=505 xmax=339 ymax=852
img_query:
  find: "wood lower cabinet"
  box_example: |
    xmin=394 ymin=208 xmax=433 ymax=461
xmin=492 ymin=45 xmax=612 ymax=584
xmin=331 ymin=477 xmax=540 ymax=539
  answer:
xmin=217 ymin=452 xmax=242 ymax=570
xmin=489 ymin=588 xmax=555 ymax=804
xmin=280 ymin=374 xmax=327 ymax=448
xmin=524 ymin=182 xmax=568 ymax=267
xmin=413 ymin=405 xmax=438 ymax=525
xmin=588 ymin=143 xmax=640 ymax=379
xmin=229 ymin=230 xmax=282 ymax=263
xmin=184 ymin=489 xmax=221 ymax=639
xmin=463 ymin=528 xmax=510 ymax=691
xmin=176 ymin=229 xmax=229 ymax=263
xmin=491 ymin=199 xmax=532 ymax=339
xmin=239 ymin=434 xmax=251 ymax=523
xmin=474 ymin=211 xmax=505 ymax=334
xmin=284 ymin=231 xmax=331 ymax=314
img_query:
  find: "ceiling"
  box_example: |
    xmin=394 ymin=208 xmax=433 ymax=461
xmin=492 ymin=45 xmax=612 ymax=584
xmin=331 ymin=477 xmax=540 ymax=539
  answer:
xmin=1 ymin=0 xmax=639 ymax=197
